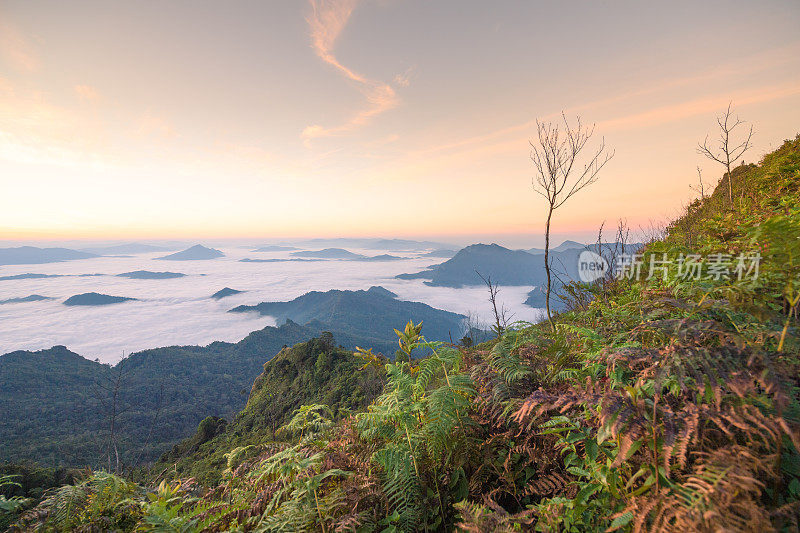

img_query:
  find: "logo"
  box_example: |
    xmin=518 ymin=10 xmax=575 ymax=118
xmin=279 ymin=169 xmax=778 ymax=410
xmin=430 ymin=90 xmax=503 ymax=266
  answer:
xmin=578 ymin=250 xmax=608 ymax=283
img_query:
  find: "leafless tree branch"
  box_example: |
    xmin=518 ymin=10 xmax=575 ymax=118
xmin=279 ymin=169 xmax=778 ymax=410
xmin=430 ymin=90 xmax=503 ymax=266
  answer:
xmin=475 ymin=271 xmax=513 ymax=336
xmin=530 ymin=113 xmax=613 ymax=329
xmin=697 ymin=102 xmax=754 ymax=206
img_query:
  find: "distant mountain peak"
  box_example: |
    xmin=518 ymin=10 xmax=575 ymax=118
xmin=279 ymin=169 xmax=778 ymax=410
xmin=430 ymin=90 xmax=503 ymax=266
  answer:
xmin=211 ymin=287 xmax=244 ymax=300
xmin=366 ymin=286 xmax=398 ymax=298
xmin=117 ymin=270 xmax=186 ymax=279
xmin=397 ymin=242 xmax=554 ymax=287
xmin=0 ymin=294 xmax=54 ymax=304
xmin=290 ymin=248 xmax=365 ymax=259
xmin=63 ymin=292 xmax=137 ymax=306
xmin=155 ymin=245 xmax=224 ymax=261
xmin=462 ymin=243 xmax=508 ymax=251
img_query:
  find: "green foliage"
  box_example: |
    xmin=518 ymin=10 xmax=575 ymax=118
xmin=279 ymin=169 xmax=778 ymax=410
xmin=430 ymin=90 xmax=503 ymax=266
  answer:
xmin=0 ymin=462 xmax=80 ymax=503
xmin=0 ymin=475 xmax=32 ymax=530
xmin=277 ymin=404 xmax=334 ymax=442
xmin=12 ymin=471 xmax=142 ymax=532
xmin=357 ymin=320 xmax=476 ymax=531
xmin=154 ymin=334 xmax=385 ymax=485
xmin=137 ymin=480 xmax=208 ymax=532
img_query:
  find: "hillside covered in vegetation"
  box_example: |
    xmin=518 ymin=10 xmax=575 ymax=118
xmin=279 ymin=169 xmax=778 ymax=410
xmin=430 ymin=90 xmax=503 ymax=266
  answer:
xmin=3 ymin=135 xmax=799 ymax=531
xmin=155 ymin=333 xmax=386 ymax=486
xmin=0 ymin=321 xmax=386 ymax=468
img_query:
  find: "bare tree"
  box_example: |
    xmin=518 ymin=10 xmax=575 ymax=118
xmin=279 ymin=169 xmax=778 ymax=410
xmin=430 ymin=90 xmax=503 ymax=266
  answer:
xmin=530 ymin=113 xmax=614 ymax=329
xmin=614 ymin=218 xmax=630 ymax=259
xmin=594 ymin=221 xmax=610 ymax=294
xmin=476 ymin=271 xmax=513 ymax=336
xmin=608 ymin=218 xmax=630 ymax=286
xmin=690 ymin=166 xmax=709 ymax=199
xmin=697 ymin=102 xmax=753 ymax=206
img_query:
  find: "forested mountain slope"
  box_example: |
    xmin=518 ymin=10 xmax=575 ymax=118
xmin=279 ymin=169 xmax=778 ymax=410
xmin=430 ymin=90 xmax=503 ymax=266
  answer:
xmin=0 ymin=322 xmax=384 ymax=467
xmin=155 ymin=333 xmax=385 ymax=484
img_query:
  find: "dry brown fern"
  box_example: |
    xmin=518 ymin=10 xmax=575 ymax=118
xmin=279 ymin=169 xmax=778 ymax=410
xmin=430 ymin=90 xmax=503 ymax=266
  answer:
xmin=613 ymin=446 xmax=778 ymax=532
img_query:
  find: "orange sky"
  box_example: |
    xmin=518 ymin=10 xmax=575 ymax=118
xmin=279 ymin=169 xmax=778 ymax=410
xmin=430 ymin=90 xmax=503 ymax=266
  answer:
xmin=1 ymin=1 xmax=799 ymax=246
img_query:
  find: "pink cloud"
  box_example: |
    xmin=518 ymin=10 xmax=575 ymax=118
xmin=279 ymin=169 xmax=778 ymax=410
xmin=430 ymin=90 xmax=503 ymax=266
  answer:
xmin=302 ymin=0 xmax=403 ymax=143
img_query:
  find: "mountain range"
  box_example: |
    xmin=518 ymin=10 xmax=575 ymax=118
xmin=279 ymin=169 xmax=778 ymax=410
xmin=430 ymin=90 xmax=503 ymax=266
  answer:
xmin=524 ymin=239 xmax=587 ymax=255
xmin=291 ymin=248 xmax=364 ymax=259
xmin=294 ymin=238 xmax=453 ymax=251
xmin=229 ymin=286 xmax=466 ymax=348
xmin=0 ymin=273 xmax=62 ymax=281
xmin=420 ymin=248 xmax=458 ymax=258
xmin=116 ymin=271 xmax=187 ymax=279
xmin=239 ymin=258 xmax=323 ymax=263
xmin=396 ymin=243 xmax=581 ymax=288
xmin=287 ymin=248 xmax=407 ymax=261
xmin=397 ymin=241 xmax=641 ymax=302
xmin=252 ymin=245 xmax=300 ymax=252
xmin=0 ymin=295 xmax=54 ymax=305
xmin=354 ymin=254 xmax=404 ymax=261
xmin=0 ymin=246 xmax=98 ymax=266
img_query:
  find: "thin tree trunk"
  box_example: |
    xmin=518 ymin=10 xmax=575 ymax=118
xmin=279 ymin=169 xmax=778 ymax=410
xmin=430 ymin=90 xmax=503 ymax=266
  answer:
xmin=544 ymin=207 xmax=554 ymax=331
xmin=726 ymin=162 xmax=733 ymax=206
xmin=490 ymin=289 xmax=501 ymax=334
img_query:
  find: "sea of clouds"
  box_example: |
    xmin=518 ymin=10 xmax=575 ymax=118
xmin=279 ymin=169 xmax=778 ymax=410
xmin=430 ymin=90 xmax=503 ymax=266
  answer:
xmin=0 ymin=246 xmax=543 ymax=363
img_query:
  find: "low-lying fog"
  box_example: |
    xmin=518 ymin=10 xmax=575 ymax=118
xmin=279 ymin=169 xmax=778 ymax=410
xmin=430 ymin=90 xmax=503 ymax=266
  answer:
xmin=0 ymin=246 xmax=544 ymax=363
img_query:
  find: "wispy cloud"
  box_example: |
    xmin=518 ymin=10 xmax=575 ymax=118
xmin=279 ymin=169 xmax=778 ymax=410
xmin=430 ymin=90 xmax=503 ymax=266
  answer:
xmin=411 ymin=43 xmax=800 ymax=159
xmin=393 ymin=67 xmax=414 ymax=88
xmin=0 ymin=20 xmax=39 ymax=72
xmin=302 ymin=0 xmax=402 ymax=144
xmin=598 ymin=80 xmax=800 ymax=133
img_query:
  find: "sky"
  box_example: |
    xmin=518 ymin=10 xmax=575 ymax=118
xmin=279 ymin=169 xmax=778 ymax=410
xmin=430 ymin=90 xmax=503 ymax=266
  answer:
xmin=1 ymin=0 xmax=799 ymax=247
